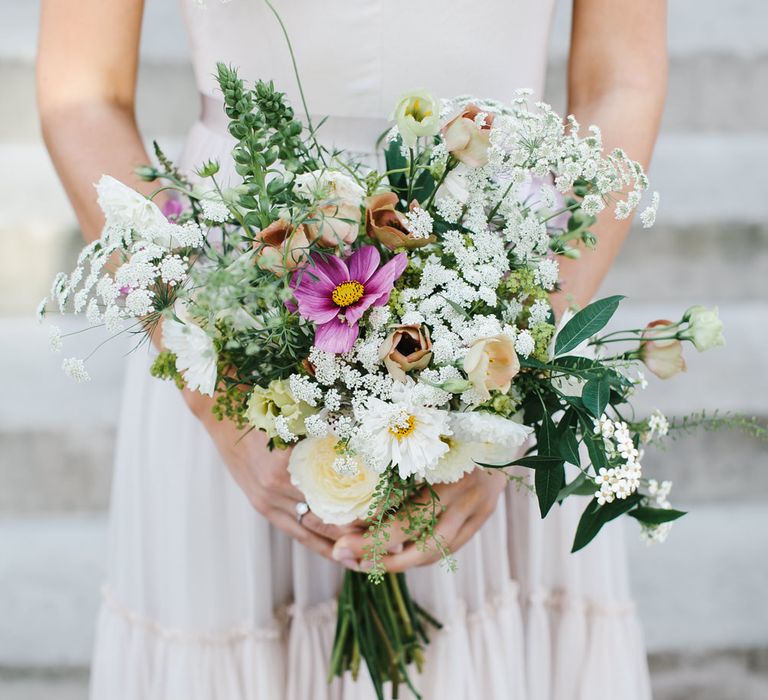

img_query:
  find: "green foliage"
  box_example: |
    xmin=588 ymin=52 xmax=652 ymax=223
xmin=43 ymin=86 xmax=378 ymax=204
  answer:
xmin=149 ymin=351 xmax=185 ymax=390
xmin=554 ymin=295 xmax=624 ymax=356
xmin=572 ymin=493 xmax=642 ymax=552
xmin=582 ymin=377 xmax=611 ymax=418
xmin=628 ymin=506 xmax=687 ymax=526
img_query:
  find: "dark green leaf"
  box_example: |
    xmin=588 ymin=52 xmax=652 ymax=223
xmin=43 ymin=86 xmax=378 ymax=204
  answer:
xmin=554 ymin=295 xmax=625 ymax=356
xmin=571 ymin=493 xmax=642 ymax=552
xmin=556 ymin=421 xmax=581 ymax=466
xmin=384 ymin=138 xmax=407 ymax=197
xmin=411 ymin=168 xmax=436 ymax=204
xmin=507 ymin=456 xmax=566 ymax=470
xmin=537 ymin=413 xmax=559 ymax=457
xmin=558 ymin=472 xmax=596 ymax=501
xmin=582 ymin=378 xmax=611 ymax=418
xmin=628 ymin=506 xmax=687 ymax=525
xmin=536 ymin=461 xmax=566 ymax=518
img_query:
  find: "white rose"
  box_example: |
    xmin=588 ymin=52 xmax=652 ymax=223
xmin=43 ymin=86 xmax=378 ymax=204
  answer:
xmin=682 ymin=305 xmax=725 ymax=352
xmin=288 ymin=437 xmax=378 ymax=525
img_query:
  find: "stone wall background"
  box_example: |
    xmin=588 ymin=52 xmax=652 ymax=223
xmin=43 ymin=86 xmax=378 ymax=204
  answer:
xmin=1 ymin=1 xmax=767 ymax=698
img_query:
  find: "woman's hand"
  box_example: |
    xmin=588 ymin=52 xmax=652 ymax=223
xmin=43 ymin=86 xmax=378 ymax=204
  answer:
xmin=330 ymin=468 xmax=508 ymax=572
xmin=183 ymin=389 xmax=363 ymax=560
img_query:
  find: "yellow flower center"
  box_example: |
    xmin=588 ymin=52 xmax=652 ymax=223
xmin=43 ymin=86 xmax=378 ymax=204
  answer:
xmin=406 ymin=98 xmax=432 ymax=123
xmin=331 ymin=280 xmax=365 ymax=307
xmin=389 ymin=415 xmax=416 ymax=440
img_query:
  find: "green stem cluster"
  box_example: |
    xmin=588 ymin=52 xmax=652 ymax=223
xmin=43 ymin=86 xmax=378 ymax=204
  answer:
xmin=329 ymin=571 xmax=441 ymax=700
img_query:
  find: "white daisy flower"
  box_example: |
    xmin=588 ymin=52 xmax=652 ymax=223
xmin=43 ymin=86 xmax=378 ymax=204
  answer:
xmin=162 ymin=310 xmax=218 ymax=396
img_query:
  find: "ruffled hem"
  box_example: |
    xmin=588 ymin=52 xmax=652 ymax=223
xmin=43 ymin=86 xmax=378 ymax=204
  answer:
xmin=90 ymin=582 xmax=650 ymax=700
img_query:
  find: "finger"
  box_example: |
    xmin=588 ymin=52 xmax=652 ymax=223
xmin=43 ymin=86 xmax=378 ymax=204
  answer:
xmin=269 ymin=509 xmax=334 ymax=560
xmin=374 ymin=501 xmax=470 ymax=573
xmin=331 ymin=485 xmax=463 ymax=562
xmin=301 ymin=512 xmax=365 ymax=543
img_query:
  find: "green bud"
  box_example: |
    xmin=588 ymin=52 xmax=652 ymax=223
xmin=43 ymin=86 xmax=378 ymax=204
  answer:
xmin=134 ymin=165 xmax=160 ymax=182
xmin=196 ymin=160 xmax=220 ymax=178
xmin=582 ymin=231 xmax=598 ymax=249
xmin=440 ymin=378 xmax=473 ymax=394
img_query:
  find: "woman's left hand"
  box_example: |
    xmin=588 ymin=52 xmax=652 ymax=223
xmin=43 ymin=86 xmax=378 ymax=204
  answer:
xmin=331 ymin=468 xmax=508 ymax=572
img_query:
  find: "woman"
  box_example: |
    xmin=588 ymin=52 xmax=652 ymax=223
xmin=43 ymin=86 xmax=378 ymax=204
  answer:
xmin=37 ymin=1 xmax=667 ymax=698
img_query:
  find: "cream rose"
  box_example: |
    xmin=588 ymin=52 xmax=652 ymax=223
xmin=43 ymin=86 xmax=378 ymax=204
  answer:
xmin=462 ymin=335 xmax=520 ymax=401
xmin=288 ymin=437 xmax=378 ymax=524
xmin=639 ymin=320 xmax=687 ymax=379
xmin=442 ymin=104 xmax=495 ymax=168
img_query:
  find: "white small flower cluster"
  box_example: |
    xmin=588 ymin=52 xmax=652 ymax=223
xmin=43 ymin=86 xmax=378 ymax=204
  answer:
xmin=592 ymin=415 xmax=643 ymax=504
xmin=640 ymin=479 xmax=675 ymax=544
xmin=62 ymin=357 xmax=90 ymax=383
xmin=200 ymin=197 xmax=230 ymax=223
xmin=647 ymin=410 xmax=670 ymax=439
xmin=404 ymin=207 xmax=434 ymax=239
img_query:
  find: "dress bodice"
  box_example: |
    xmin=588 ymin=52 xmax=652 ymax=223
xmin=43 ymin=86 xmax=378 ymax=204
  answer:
xmin=181 ymin=0 xmax=557 ymax=152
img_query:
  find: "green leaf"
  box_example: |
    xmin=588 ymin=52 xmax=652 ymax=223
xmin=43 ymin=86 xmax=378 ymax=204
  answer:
xmin=506 ymin=456 xmax=566 ymax=470
xmin=628 ymin=506 xmax=687 ymax=525
xmin=558 ymin=472 xmax=596 ymax=501
xmin=410 ymin=168 xmax=436 ymax=204
xmin=537 ymin=413 xmax=559 ymax=457
xmin=571 ymin=493 xmax=642 ymax=552
xmin=536 ymin=461 xmax=566 ymax=518
xmin=554 ymin=295 xmax=625 ymax=356
xmin=582 ymin=378 xmax=611 ymax=418
xmin=556 ymin=422 xmax=581 ymax=466
xmin=384 ymin=137 xmax=408 ymax=197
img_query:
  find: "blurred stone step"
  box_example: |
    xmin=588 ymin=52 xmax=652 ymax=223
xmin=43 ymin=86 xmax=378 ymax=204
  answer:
xmin=1 ymin=652 xmax=767 ymax=700
xmin=1 ymin=505 xmax=766 ymax=667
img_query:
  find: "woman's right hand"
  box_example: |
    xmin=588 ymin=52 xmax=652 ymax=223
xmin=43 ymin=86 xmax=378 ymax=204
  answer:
xmin=182 ymin=389 xmax=363 ymax=561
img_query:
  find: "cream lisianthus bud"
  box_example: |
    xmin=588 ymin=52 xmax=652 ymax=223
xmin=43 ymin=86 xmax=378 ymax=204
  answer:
xmin=462 ymin=335 xmax=520 ymax=401
xmin=442 ymin=104 xmax=495 ymax=168
xmin=391 ymin=90 xmax=440 ymax=148
xmin=287 ymin=437 xmax=378 ymax=525
xmin=639 ymin=320 xmax=686 ymax=380
xmin=682 ymin=305 xmax=725 ymax=352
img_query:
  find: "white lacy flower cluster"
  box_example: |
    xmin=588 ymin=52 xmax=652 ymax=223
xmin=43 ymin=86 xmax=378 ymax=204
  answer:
xmin=640 ymin=479 xmax=675 ymax=544
xmin=486 ymin=93 xmax=656 ymax=223
xmin=592 ymin=414 xmax=643 ymax=504
xmin=41 ymin=176 xmax=205 ymax=380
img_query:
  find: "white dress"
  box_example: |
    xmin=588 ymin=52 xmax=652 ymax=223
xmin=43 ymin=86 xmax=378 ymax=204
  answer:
xmin=90 ymin=1 xmax=652 ymax=699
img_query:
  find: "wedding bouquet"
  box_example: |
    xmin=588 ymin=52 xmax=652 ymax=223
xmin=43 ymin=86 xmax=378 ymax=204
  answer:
xmin=40 ymin=64 xmax=726 ymax=698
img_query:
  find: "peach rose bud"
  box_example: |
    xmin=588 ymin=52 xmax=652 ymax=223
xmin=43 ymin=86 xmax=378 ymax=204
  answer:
xmin=378 ymin=324 xmax=433 ymax=382
xmin=305 ymin=201 xmax=361 ymax=248
xmin=639 ymin=320 xmax=687 ymax=379
xmin=253 ymin=219 xmax=311 ymax=276
xmin=365 ymin=192 xmax=435 ymax=251
xmin=442 ymin=104 xmax=495 ymax=168
xmin=462 ymin=335 xmax=520 ymax=401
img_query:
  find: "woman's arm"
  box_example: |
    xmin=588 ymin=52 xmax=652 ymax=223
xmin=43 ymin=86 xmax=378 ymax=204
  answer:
xmin=37 ymin=0 xmax=358 ymax=558
xmin=331 ymin=0 xmax=668 ymax=572
xmin=38 ymin=0 xmax=156 ymax=241
xmin=551 ymin=0 xmax=668 ymax=315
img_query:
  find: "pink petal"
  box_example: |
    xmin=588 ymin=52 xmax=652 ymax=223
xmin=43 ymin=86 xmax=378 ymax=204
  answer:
xmin=347 ymin=245 xmax=380 ymax=284
xmin=314 ymin=317 xmax=359 ymax=354
xmin=313 ymin=253 xmax=350 ymax=286
xmin=294 ymin=289 xmax=339 ymax=324
xmin=343 ymin=292 xmax=383 ymax=325
xmin=365 ymin=253 xmax=408 ymax=306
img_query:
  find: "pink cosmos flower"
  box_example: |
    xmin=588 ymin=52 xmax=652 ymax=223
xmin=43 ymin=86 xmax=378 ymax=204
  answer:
xmin=290 ymin=245 xmax=407 ymax=354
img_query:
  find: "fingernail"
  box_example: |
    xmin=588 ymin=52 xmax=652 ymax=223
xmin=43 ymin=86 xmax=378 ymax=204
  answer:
xmin=388 ymin=543 xmax=404 ymax=554
xmin=340 ymin=558 xmax=360 ymax=571
xmin=359 ymin=560 xmax=374 ymax=572
xmin=332 ymin=547 xmax=354 ymax=562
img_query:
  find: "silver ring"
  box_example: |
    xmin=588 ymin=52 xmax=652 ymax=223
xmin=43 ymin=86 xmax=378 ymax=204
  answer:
xmin=295 ymin=501 xmax=310 ymax=525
